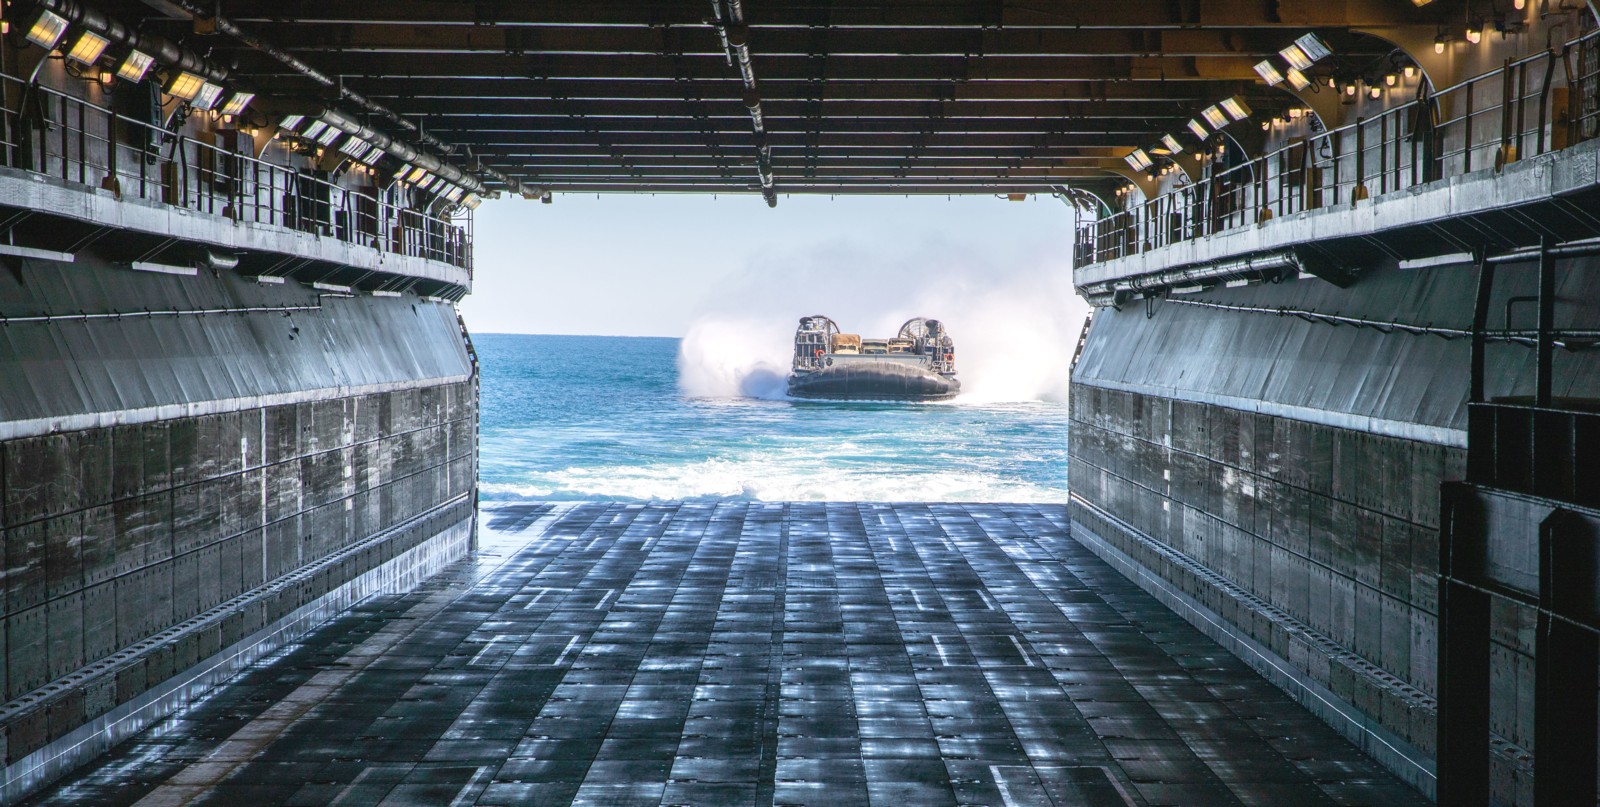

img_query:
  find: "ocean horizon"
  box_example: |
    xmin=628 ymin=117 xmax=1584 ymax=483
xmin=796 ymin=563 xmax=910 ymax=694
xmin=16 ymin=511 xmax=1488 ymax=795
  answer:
xmin=475 ymin=333 xmax=1069 ymax=503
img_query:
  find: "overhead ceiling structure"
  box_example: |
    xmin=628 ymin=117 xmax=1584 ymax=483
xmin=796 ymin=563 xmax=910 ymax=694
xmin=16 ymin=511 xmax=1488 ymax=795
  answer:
xmin=110 ymin=0 xmax=1450 ymax=203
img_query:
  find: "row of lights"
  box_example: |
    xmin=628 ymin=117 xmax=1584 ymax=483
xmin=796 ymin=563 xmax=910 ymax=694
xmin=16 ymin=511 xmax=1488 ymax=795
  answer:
xmin=278 ymin=115 xmax=480 ymax=209
xmin=24 ymin=9 xmax=254 ymax=116
xmin=1254 ymin=33 xmax=1333 ymax=93
xmin=1124 ymin=95 xmax=1252 ymax=172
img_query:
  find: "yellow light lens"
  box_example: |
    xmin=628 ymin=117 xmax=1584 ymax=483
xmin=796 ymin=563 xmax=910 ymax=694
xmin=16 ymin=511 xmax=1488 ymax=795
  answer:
xmin=219 ymin=92 xmax=255 ymax=117
xmin=66 ymin=31 xmax=109 ymax=64
xmin=1285 ymin=68 xmax=1311 ymax=91
xmin=26 ymin=10 xmax=68 ymax=50
xmin=117 ymin=50 xmax=154 ymax=82
xmin=166 ymin=71 xmax=206 ymax=101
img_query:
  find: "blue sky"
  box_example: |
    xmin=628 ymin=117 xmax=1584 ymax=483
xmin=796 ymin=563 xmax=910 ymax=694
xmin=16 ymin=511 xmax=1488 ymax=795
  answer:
xmin=460 ymin=192 xmax=1085 ymax=338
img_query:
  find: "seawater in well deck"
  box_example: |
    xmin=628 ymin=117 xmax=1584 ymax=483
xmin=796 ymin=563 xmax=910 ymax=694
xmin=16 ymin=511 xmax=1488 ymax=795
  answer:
xmin=29 ymin=503 xmax=1425 ymax=807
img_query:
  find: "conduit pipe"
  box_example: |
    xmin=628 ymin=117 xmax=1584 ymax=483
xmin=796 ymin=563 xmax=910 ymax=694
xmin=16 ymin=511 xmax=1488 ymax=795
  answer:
xmin=1082 ymin=250 xmax=1300 ymax=308
xmin=152 ymin=0 xmax=526 ymax=195
xmin=713 ymin=0 xmax=776 ymax=206
xmin=33 ymin=0 xmax=228 ymax=82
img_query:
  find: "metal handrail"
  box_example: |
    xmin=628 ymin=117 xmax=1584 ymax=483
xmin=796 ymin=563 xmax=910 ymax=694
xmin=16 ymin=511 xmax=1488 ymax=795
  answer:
xmin=1076 ymin=29 xmax=1600 ymax=270
xmin=0 ymin=67 xmax=472 ymax=275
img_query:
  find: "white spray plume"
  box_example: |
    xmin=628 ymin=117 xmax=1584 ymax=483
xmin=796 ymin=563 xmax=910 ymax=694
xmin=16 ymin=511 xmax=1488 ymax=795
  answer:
xmin=677 ymin=238 xmax=1088 ymax=402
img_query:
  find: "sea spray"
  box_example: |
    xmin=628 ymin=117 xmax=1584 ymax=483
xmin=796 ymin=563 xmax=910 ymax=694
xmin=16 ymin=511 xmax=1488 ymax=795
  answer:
xmin=675 ymin=239 xmax=1088 ymax=403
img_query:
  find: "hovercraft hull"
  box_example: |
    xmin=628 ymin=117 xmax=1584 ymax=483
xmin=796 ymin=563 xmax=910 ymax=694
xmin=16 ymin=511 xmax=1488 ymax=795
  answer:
xmin=787 ymin=361 xmax=960 ymax=401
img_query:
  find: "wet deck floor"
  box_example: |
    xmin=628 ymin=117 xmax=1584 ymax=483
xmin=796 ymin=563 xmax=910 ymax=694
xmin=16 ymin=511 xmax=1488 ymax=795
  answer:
xmin=30 ymin=502 xmax=1426 ymax=807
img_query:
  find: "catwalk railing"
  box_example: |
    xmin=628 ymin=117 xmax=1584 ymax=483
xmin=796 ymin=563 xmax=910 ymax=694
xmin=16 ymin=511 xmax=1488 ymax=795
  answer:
xmin=1076 ymin=29 xmax=1600 ymax=269
xmin=0 ymin=70 xmax=471 ymax=274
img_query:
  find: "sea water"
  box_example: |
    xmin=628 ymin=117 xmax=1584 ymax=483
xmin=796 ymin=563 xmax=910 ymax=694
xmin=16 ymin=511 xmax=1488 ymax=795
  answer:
xmin=476 ymin=333 xmax=1069 ymax=502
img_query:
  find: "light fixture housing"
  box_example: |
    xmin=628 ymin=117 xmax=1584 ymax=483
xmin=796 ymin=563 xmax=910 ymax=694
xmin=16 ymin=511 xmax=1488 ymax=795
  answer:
xmin=1385 ymin=73 xmax=1398 ymax=87
xmin=279 ymin=114 xmax=307 ymax=132
xmin=1369 ymin=85 xmax=1382 ymax=99
xmin=1160 ymin=134 xmax=1183 ymax=155
xmin=1293 ymin=33 xmax=1333 ymax=64
xmin=1288 ymin=107 xmax=1304 ymax=119
xmin=1412 ymin=0 xmax=1433 ymax=5
xmin=25 ymin=9 xmax=69 ymax=50
xmin=117 ymin=50 xmax=155 ymax=83
xmin=219 ymin=92 xmax=255 ymax=117
xmin=316 ymin=126 xmax=343 ymax=146
xmin=1186 ymin=119 xmax=1208 ymax=139
xmin=165 ymin=71 xmax=206 ymax=102
xmin=1220 ymin=96 xmax=1252 ymax=121
xmin=445 ymin=186 xmax=465 ymax=203
xmin=1403 ymin=65 xmax=1418 ymax=80
xmin=1435 ymin=35 xmax=1448 ymax=54
xmin=191 ymin=82 xmax=225 ymax=111
xmin=66 ymin=30 xmax=110 ymax=65
xmin=1124 ymin=148 xmax=1154 ymax=171
xmin=1201 ymin=104 xmax=1229 ymax=129
xmin=407 ymin=166 xmax=429 ymax=183
xmin=1465 ymin=23 xmax=1482 ymax=44
xmin=462 ymin=194 xmax=483 ymax=210
xmin=1254 ymin=60 xmax=1285 ymax=86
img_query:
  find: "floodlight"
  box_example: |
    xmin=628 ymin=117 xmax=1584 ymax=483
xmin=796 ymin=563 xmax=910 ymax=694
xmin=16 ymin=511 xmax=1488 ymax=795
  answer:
xmin=1201 ymin=104 xmax=1228 ymax=129
xmin=1293 ymin=33 xmax=1332 ymax=63
xmin=1187 ymin=119 xmax=1208 ymax=139
xmin=25 ymin=10 xmax=68 ymax=50
xmin=1160 ymin=134 xmax=1182 ymax=155
xmin=279 ymin=114 xmax=306 ymax=131
xmin=166 ymin=71 xmax=206 ymax=102
xmin=1123 ymin=148 xmax=1153 ymax=171
xmin=1254 ymin=60 xmax=1284 ymax=86
xmin=316 ymin=126 xmax=342 ymax=146
xmin=191 ymin=82 xmax=224 ymax=111
xmin=117 ymin=50 xmax=154 ymax=83
xmin=1286 ymin=68 xmax=1311 ymax=91
xmin=1220 ymin=96 xmax=1251 ymax=121
xmin=66 ymin=31 xmax=109 ymax=64
xmin=220 ymin=92 xmax=255 ymax=117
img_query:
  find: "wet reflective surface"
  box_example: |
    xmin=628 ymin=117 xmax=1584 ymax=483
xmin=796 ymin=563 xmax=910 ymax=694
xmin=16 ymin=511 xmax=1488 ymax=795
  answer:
xmin=30 ymin=503 xmax=1426 ymax=806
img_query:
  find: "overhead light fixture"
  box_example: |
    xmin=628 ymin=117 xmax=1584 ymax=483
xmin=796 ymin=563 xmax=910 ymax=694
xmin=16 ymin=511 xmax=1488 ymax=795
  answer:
xmin=165 ymin=71 xmax=206 ymax=102
xmin=1288 ymin=107 xmax=1304 ymax=119
xmin=407 ymin=166 xmax=429 ymax=183
xmin=117 ymin=50 xmax=154 ymax=83
xmin=219 ymin=92 xmax=255 ymax=117
xmin=1413 ymin=0 xmax=1433 ymax=6
xmin=191 ymin=82 xmax=225 ymax=111
xmin=445 ymin=186 xmax=465 ymax=203
xmin=1465 ymin=22 xmax=1482 ymax=44
xmin=316 ymin=126 xmax=342 ymax=146
xmin=1294 ymin=33 xmax=1332 ymax=64
xmin=1344 ymin=83 xmax=1358 ymax=97
xmin=1286 ymin=68 xmax=1311 ymax=91
xmin=1254 ymin=60 xmax=1285 ymax=86
xmin=1220 ymin=96 xmax=1252 ymax=121
xmin=1435 ymin=35 xmax=1448 ymax=54
xmin=1280 ymin=43 xmax=1313 ymax=71
xmin=302 ymin=120 xmax=328 ymax=140
xmin=1261 ymin=121 xmax=1270 ymax=131
xmin=1201 ymin=104 xmax=1229 ymax=129
xmin=25 ymin=9 xmax=69 ymax=50
xmin=1187 ymin=119 xmax=1208 ymax=139
xmin=1369 ymin=85 xmax=1382 ymax=99
xmin=1385 ymin=73 xmax=1398 ymax=87
xmin=394 ymin=163 xmax=414 ymax=182
xmin=1403 ymin=65 xmax=1418 ymax=80
xmin=66 ymin=30 xmax=109 ymax=64
xmin=339 ymin=136 xmax=369 ymax=157
xmin=1514 ymin=0 xmax=1525 ymax=8
xmin=1160 ymin=134 xmax=1183 ymax=155
xmin=462 ymin=194 xmax=482 ymax=210
xmin=1124 ymin=148 xmax=1154 ymax=171
xmin=279 ymin=114 xmax=306 ymax=131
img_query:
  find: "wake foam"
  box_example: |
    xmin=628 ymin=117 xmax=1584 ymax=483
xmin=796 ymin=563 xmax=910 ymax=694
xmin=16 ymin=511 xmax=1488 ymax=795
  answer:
xmin=674 ymin=240 xmax=1086 ymax=403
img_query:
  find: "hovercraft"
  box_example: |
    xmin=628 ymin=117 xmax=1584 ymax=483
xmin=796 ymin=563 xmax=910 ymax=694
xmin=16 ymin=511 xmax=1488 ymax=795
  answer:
xmin=787 ymin=316 xmax=960 ymax=401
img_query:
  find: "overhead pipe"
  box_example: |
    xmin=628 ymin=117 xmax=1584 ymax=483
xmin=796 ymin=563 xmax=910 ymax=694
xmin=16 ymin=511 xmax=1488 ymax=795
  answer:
xmin=153 ymin=0 xmax=526 ymax=195
xmin=1080 ymin=250 xmax=1300 ymax=307
xmin=713 ymin=0 xmax=776 ymax=206
xmin=31 ymin=0 xmax=228 ymax=82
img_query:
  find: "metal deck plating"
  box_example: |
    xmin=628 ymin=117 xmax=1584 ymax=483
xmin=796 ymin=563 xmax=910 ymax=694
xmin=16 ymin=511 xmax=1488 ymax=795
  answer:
xmin=30 ymin=502 xmax=1426 ymax=807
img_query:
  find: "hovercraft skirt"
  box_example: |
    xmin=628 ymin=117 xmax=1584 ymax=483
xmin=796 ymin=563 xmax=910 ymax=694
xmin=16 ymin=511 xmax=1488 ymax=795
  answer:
xmin=787 ymin=361 xmax=960 ymax=401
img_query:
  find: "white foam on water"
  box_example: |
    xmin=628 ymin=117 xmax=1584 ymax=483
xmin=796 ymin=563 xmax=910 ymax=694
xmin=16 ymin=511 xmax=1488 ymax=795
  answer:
xmin=674 ymin=239 xmax=1088 ymax=404
xmin=480 ymin=457 xmax=1065 ymax=503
